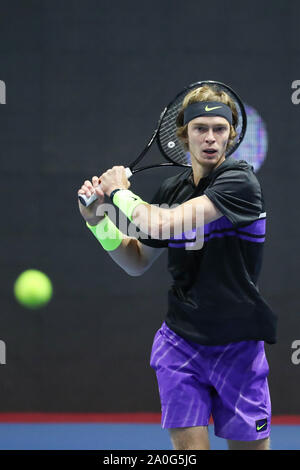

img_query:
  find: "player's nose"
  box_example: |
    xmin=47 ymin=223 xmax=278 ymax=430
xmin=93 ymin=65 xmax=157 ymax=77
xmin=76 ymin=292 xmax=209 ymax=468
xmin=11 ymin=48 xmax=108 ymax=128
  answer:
xmin=205 ymin=128 xmax=216 ymax=142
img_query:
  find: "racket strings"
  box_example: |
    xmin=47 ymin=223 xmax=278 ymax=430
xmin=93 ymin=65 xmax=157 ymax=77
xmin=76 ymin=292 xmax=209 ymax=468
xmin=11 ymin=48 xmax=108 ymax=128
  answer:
xmin=159 ymin=97 xmax=190 ymax=165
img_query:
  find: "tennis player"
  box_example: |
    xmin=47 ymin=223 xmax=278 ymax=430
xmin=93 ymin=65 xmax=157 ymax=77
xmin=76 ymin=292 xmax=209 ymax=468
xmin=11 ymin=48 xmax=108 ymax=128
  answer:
xmin=78 ymin=85 xmax=277 ymax=450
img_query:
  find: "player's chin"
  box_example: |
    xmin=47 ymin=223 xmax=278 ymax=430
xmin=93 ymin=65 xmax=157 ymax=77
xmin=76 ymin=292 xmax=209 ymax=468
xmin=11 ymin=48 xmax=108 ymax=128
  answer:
xmin=200 ymin=152 xmax=220 ymax=165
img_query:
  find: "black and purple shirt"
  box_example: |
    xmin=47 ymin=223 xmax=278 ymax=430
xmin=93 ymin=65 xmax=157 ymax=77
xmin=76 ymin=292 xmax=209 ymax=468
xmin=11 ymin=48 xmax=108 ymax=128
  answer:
xmin=139 ymin=156 xmax=277 ymax=346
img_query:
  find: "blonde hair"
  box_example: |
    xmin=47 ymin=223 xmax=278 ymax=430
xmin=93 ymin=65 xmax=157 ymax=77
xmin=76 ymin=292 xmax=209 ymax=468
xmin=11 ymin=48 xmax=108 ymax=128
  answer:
xmin=176 ymin=85 xmax=238 ymax=151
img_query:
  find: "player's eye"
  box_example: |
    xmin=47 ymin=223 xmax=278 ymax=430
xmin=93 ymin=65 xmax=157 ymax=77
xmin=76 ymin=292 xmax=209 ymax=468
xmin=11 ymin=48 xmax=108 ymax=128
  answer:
xmin=214 ymin=126 xmax=227 ymax=132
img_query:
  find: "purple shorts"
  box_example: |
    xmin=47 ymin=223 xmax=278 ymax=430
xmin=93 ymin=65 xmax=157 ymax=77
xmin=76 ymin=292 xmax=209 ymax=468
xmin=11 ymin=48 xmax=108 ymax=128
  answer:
xmin=150 ymin=322 xmax=271 ymax=441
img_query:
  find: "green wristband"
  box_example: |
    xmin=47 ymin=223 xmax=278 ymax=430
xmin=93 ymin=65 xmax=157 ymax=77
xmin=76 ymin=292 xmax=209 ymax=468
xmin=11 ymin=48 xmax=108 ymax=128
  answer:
xmin=86 ymin=215 xmax=123 ymax=251
xmin=112 ymin=189 xmax=147 ymax=222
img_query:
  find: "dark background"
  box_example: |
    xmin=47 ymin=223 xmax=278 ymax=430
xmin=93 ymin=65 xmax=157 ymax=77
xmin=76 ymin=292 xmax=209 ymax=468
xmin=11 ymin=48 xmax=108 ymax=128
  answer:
xmin=0 ymin=0 xmax=299 ymax=414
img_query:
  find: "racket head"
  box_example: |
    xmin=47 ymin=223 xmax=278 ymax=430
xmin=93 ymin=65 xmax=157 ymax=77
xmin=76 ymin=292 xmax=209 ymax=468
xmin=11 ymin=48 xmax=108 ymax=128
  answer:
xmin=156 ymin=80 xmax=247 ymax=167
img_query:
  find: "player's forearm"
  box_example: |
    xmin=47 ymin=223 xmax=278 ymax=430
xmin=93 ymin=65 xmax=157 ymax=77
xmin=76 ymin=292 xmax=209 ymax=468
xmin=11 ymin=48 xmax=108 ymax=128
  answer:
xmin=106 ymin=236 xmax=149 ymax=276
xmin=110 ymin=189 xmax=203 ymax=239
xmin=131 ymin=198 xmax=219 ymax=239
xmin=86 ymin=218 xmax=149 ymax=276
xmin=131 ymin=203 xmax=203 ymax=239
xmin=131 ymin=204 xmax=175 ymax=239
xmin=109 ymin=189 xmax=170 ymax=238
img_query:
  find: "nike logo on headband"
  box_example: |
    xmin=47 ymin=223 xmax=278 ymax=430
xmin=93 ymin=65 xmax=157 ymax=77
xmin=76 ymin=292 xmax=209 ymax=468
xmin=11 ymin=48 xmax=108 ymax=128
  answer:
xmin=205 ymin=105 xmax=223 ymax=112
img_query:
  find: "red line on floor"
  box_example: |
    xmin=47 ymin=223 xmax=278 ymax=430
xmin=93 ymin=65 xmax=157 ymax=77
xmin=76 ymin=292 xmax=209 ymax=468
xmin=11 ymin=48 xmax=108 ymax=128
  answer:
xmin=0 ymin=413 xmax=299 ymax=424
xmin=0 ymin=413 xmax=161 ymax=423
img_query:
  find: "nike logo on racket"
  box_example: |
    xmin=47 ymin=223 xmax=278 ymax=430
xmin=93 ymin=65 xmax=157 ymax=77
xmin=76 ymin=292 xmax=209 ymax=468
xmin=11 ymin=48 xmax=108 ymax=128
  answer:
xmin=205 ymin=105 xmax=222 ymax=111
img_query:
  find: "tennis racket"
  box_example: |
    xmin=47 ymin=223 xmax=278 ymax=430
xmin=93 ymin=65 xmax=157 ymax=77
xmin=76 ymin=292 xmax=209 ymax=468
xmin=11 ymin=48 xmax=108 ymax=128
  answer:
xmin=78 ymin=80 xmax=247 ymax=207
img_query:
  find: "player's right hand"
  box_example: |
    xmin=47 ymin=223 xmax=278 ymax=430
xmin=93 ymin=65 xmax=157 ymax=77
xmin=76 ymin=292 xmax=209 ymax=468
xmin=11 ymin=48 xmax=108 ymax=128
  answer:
xmin=78 ymin=176 xmax=105 ymax=225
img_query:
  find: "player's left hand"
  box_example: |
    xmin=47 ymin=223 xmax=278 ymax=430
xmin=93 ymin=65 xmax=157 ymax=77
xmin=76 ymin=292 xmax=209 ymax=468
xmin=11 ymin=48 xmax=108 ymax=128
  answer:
xmin=99 ymin=166 xmax=131 ymax=196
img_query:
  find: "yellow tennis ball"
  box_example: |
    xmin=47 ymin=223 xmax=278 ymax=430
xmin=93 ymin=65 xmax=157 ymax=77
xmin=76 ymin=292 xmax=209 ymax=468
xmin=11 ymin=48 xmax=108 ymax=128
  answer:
xmin=14 ymin=269 xmax=53 ymax=309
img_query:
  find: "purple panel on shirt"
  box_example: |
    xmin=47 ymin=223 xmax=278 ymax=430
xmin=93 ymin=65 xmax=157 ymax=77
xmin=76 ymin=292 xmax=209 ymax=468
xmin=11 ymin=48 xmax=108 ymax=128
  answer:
xmin=168 ymin=216 xmax=266 ymax=247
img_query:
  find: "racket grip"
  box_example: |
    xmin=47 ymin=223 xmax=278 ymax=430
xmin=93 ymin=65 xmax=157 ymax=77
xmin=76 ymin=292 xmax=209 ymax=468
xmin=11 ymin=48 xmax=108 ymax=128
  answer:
xmin=78 ymin=167 xmax=133 ymax=207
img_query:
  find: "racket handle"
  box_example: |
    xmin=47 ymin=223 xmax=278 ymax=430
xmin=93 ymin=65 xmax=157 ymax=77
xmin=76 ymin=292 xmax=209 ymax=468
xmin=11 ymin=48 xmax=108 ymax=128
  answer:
xmin=78 ymin=167 xmax=133 ymax=207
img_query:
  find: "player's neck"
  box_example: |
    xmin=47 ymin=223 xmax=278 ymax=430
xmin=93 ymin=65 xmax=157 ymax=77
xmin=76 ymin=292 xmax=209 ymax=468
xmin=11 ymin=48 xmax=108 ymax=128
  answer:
xmin=192 ymin=165 xmax=210 ymax=185
xmin=192 ymin=155 xmax=226 ymax=186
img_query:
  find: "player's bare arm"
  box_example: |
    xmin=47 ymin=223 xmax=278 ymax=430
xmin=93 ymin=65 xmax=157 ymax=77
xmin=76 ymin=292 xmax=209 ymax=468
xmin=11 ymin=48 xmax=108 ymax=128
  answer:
xmin=100 ymin=166 xmax=223 ymax=238
xmin=78 ymin=173 xmax=165 ymax=276
xmin=131 ymin=194 xmax=223 ymax=237
xmin=108 ymin=239 xmax=165 ymax=276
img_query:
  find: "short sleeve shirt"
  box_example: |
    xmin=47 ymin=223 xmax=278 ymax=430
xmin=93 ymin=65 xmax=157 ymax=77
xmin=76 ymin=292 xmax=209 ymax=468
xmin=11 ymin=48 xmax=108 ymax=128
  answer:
xmin=138 ymin=157 xmax=277 ymax=345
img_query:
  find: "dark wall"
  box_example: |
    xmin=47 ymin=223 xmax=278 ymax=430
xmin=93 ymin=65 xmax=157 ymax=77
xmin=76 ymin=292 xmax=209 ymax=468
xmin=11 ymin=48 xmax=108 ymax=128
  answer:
xmin=0 ymin=0 xmax=299 ymax=413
